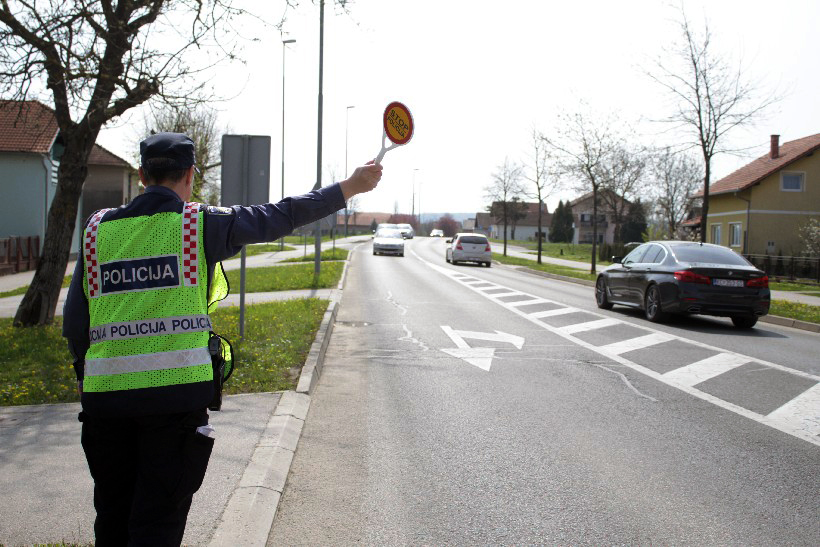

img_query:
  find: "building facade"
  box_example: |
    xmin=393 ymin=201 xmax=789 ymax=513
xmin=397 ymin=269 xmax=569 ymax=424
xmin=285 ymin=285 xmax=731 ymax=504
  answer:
xmin=695 ymin=134 xmax=820 ymax=255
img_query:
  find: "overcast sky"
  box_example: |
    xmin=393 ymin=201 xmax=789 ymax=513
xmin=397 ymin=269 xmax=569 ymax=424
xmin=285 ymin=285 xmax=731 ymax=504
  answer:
xmin=98 ymin=0 xmax=820 ymax=218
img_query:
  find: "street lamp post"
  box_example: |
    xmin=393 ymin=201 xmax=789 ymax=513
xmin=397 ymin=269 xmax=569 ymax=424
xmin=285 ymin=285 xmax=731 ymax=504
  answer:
xmin=280 ymin=38 xmax=295 ymax=250
xmin=344 ymin=105 xmax=354 ymax=237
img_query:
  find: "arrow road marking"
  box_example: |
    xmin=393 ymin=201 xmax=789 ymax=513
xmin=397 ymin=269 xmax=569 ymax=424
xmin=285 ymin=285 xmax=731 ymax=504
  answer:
xmin=440 ymin=326 xmax=525 ymax=371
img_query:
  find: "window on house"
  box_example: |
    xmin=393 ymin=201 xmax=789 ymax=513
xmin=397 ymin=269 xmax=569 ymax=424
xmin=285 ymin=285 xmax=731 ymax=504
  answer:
xmin=710 ymin=224 xmax=722 ymax=245
xmin=781 ymin=172 xmax=804 ymax=192
xmin=729 ymin=223 xmax=742 ymax=247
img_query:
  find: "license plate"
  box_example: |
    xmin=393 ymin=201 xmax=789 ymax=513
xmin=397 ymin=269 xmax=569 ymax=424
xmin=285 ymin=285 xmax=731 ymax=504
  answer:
xmin=713 ymin=278 xmax=744 ymax=287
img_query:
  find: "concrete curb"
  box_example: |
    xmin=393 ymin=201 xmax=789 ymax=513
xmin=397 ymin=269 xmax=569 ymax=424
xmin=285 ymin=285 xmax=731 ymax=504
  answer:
xmin=208 ymin=249 xmax=350 ymax=546
xmin=508 ymin=264 xmax=819 ymax=333
xmin=208 ymin=391 xmax=309 ymax=547
xmin=295 ymin=300 xmax=338 ymax=395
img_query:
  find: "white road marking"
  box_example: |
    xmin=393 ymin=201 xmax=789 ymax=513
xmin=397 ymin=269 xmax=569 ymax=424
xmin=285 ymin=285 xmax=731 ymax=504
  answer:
xmin=487 ymin=291 xmax=523 ymax=298
xmin=767 ymin=383 xmax=820 ymax=437
xmin=410 ymin=249 xmax=820 ymax=447
xmin=558 ymin=318 xmax=621 ymax=335
xmin=506 ymin=298 xmax=552 ymax=308
xmin=528 ymin=307 xmax=576 ymax=318
xmin=599 ymin=332 xmax=675 ymax=355
xmin=662 ymin=353 xmax=751 ymax=387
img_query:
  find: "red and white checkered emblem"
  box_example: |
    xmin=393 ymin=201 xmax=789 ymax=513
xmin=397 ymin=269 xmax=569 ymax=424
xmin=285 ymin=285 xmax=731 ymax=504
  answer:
xmin=182 ymin=202 xmax=200 ymax=286
xmin=84 ymin=208 xmax=115 ymax=299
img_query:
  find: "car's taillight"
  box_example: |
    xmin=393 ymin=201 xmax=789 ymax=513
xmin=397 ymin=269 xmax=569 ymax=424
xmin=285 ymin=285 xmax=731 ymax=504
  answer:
xmin=674 ymin=270 xmax=711 ymax=284
xmin=485 ymin=244 xmax=491 ymax=252
xmin=456 ymin=243 xmax=463 ymax=250
xmin=746 ymin=275 xmax=769 ymax=288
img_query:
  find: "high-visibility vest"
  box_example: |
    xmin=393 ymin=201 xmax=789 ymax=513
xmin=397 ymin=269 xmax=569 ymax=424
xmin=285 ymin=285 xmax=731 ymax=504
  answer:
xmin=82 ymin=203 xmax=228 ymax=393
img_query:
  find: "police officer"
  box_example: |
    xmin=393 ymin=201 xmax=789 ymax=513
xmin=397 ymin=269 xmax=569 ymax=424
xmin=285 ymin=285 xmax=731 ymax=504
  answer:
xmin=62 ymin=132 xmax=382 ymax=546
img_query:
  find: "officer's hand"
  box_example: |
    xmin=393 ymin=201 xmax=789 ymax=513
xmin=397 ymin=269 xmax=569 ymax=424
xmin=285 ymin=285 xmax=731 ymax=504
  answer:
xmin=341 ymin=161 xmax=383 ymax=200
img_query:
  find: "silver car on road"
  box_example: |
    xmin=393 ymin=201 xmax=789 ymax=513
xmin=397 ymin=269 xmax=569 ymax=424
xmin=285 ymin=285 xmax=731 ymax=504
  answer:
xmin=446 ymin=233 xmax=492 ymax=267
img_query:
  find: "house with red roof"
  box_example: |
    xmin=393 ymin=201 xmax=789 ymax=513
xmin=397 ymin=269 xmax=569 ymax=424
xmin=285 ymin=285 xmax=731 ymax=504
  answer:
xmin=0 ymin=100 xmax=137 ymax=262
xmin=692 ymin=134 xmax=820 ymax=255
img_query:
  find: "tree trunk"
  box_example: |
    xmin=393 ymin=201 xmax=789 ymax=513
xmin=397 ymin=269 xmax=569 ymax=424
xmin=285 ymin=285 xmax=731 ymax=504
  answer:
xmin=537 ymin=205 xmax=543 ymax=265
xmin=591 ymin=187 xmax=598 ymax=275
xmin=14 ymin=144 xmax=89 ymax=326
xmin=701 ymin=159 xmax=710 ymax=243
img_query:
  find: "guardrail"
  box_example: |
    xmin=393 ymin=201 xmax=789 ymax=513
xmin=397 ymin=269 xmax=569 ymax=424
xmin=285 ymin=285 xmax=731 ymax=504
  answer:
xmin=744 ymin=253 xmax=820 ymax=283
xmin=0 ymin=236 xmax=40 ymax=276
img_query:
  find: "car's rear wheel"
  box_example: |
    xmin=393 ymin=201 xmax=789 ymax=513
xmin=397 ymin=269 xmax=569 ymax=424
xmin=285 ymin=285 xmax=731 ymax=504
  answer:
xmin=644 ymin=285 xmax=667 ymax=322
xmin=485 ymin=262 xmax=491 ymax=268
xmin=595 ymin=276 xmax=613 ymax=310
xmin=731 ymin=315 xmax=758 ymax=329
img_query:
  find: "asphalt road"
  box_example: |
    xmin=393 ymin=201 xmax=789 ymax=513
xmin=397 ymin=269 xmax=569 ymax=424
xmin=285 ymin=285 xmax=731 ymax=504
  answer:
xmin=269 ymin=237 xmax=820 ymax=546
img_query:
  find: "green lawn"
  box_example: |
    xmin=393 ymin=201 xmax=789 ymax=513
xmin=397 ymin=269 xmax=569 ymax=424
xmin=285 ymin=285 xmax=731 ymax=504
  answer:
xmin=244 ymin=243 xmax=296 ymax=257
xmin=281 ymin=248 xmax=349 ymax=262
xmin=280 ymin=234 xmax=336 ymax=244
xmin=0 ymin=275 xmax=72 ymax=299
xmin=490 ymin=240 xmax=600 ymax=262
xmin=769 ymin=280 xmax=820 ymax=297
xmin=769 ymin=300 xmax=820 ymax=324
xmin=0 ymin=299 xmax=330 ymax=406
xmin=492 ymin=253 xmax=597 ymax=282
xmin=225 ymin=262 xmax=343 ymax=292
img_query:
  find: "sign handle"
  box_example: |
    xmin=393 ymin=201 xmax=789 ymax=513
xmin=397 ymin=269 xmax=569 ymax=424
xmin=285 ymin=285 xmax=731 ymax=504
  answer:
xmin=375 ymin=130 xmax=401 ymax=165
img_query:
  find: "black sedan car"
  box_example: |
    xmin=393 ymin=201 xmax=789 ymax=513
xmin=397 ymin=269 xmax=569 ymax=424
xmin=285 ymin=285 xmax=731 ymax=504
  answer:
xmin=595 ymin=241 xmax=770 ymax=328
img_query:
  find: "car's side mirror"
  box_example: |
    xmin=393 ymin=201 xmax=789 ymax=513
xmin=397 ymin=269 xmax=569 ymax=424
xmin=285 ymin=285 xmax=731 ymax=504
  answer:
xmin=611 ymin=256 xmax=623 ymax=264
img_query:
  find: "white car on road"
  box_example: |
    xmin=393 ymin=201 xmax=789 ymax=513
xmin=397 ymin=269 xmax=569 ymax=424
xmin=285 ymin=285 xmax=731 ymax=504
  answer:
xmin=373 ymin=228 xmax=405 ymax=256
xmin=446 ymin=233 xmax=492 ymax=267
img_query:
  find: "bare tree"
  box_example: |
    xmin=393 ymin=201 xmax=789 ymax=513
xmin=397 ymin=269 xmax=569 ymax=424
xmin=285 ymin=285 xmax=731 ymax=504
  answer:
xmin=598 ymin=143 xmax=647 ymax=244
xmin=543 ymin=109 xmax=618 ymax=274
xmin=0 ymin=0 xmax=256 ymax=326
xmin=343 ymin=196 xmax=360 ymax=237
xmin=484 ymin=157 xmax=524 ymax=256
xmin=140 ymin=104 xmax=224 ymax=204
xmin=524 ymin=128 xmax=561 ymax=264
xmin=646 ymin=6 xmax=778 ymax=242
xmin=650 ymin=147 xmax=702 ymax=238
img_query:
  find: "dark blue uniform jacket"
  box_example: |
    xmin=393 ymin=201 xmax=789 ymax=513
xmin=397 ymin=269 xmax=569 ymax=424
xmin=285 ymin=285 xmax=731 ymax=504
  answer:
xmin=62 ymin=183 xmax=345 ymax=416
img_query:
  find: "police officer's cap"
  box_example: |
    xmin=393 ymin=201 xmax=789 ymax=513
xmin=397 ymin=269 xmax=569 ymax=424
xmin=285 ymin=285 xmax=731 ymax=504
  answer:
xmin=140 ymin=132 xmax=196 ymax=171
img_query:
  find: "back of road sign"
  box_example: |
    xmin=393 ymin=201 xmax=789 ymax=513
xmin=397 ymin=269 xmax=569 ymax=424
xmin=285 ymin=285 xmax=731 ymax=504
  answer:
xmin=221 ymin=135 xmax=271 ymax=206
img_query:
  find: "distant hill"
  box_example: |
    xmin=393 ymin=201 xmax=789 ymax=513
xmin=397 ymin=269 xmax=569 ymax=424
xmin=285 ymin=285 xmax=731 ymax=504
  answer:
xmin=419 ymin=212 xmax=475 ymax=223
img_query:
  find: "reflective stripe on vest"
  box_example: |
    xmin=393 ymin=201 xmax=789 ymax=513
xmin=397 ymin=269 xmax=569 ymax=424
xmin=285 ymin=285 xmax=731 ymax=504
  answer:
xmin=85 ymin=347 xmax=212 ymax=377
xmin=89 ymin=314 xmax=212 ymax=345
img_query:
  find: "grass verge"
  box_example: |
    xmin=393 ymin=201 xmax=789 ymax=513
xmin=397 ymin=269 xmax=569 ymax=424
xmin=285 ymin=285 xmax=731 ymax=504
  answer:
xmin=281 ymin=248 xmax=349 ymax=262
xmin=769 ymin=300 xmax=820 ymax=324
xmin=493 ymin=253 xmax=597 ymax=282
xmin=490 ymin=240 xmax=601 ymax=263
xmin=0 ymin=275 xmax=72 ymax=299
xmin=244 ymin=243 xmax=296 ymax=257
xmin=225 ymin=262 xmax=343 ymax=292
xmin=0 ymin=299 xmax=330 ymax=406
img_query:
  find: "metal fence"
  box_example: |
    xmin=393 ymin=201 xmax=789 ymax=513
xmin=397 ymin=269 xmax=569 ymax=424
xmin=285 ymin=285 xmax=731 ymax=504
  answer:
xmin=743 ymin=254 xmax=820 ymax=283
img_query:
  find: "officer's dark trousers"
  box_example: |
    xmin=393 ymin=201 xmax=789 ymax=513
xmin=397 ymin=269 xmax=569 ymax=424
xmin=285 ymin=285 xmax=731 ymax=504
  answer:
xmin=79 ymin=409 xmax=213 ymax=547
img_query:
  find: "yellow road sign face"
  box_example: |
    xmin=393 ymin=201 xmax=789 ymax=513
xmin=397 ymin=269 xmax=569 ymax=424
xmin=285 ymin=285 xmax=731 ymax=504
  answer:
xmin=383 ymin=102 xmax=414 ymax=145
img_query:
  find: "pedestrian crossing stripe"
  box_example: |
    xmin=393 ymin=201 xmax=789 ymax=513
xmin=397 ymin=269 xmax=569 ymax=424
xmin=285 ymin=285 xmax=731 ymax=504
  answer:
xmin=415 ymin=251 xmax=820 ymax=447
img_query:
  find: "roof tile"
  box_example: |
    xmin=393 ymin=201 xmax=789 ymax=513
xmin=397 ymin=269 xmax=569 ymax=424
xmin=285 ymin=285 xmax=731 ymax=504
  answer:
xmin=697 ymin=133 xmax=820 ymax=196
